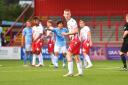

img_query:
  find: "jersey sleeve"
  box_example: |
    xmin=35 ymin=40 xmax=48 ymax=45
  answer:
xmin=22 ymin=28 xmax=26 ymax=36
xmin=65 ymin=28 xmax=69 ymax=33
xmin=86 ymin=26 xmax=91 ymax=32
xmin=39 ymin=24 xmax=44 ymax=34
xmin=52 ymin=28 xmax=57 ymax=34
xmin=71 ymin=19 xmax=78 ymax=29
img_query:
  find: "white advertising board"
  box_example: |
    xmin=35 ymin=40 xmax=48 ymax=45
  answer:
xmin=0 ymin=47 xmax=21 ymax=60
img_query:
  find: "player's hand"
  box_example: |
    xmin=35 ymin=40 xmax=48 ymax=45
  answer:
xmin=62 ymin=32 xmax=68 ymax=36
xmin=33 ymin=38 xmax=37 ymax=42
xmin=90 ymin=41 xmax=93 ymax=47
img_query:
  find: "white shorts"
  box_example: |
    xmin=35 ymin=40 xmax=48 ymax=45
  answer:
xmin=54 ymin=45 xmax=67 ymax=53
xmin=25 ymin=44 xmax=32 ymax=51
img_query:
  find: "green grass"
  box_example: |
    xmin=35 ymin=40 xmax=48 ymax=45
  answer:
xmin=0 ymin=60 xmax=128 ymax=85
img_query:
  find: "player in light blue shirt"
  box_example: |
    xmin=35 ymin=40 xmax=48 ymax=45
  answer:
xmin=52 ymin=27 xmax=68 ymax=47
xmin=22 ymin=21 xmax=33 ymax=65
xmin=46 ymin=21 xmax=68 ymax=68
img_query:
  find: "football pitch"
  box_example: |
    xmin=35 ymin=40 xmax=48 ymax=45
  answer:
xmin=0 ymin=60 xmax=128 ymax=85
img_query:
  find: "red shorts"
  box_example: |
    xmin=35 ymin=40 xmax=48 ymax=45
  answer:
xmin=48 ymin=39 xmax=54 ymax=53
xmin=32 ymin=40 xmax=43 ymax=55
xmin=40 ymin=40 xmax=44 ymax=47
xmin=82 ymin=40 xmax=90 ymax=54
xmin=68 ymin=37 xmax=81 ymax=55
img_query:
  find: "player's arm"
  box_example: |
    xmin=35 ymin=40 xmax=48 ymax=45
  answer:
xmin=45 ymin=27 xmax=53 ymax=31
xmin=62 ymin=27 xmax=78 ymax=36
xmin=79 ymin=30 xmax=82 ymax=41
xmin=21 ymin=35 xmax=25 ymax=47
xmin=21 ymin=29 xmax=25 ymax=47
xmin=67 ymin=27 xmax=78 ymax=35
xmin=123 ymin=30 xmax=128 ymax=39
xmin=37 ymin=34 xmax=42 ymax=40
xmin=33 ymin=33 xmax=43 ymax=42
xmin=62 ymin=19 xmax=78 ymax=36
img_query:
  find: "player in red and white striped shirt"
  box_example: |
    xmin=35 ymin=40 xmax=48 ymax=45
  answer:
xmin=62 ymin=9 xmax=83 ymax=77
xmin=79 ymin=19 xmax=93 ymax=69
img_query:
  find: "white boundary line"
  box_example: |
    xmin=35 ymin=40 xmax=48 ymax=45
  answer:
xmin=95 ymin=67 xmax=120 ymax=70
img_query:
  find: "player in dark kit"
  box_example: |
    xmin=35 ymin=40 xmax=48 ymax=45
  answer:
xmin=120 ymin=14 xmax=128 ymax=71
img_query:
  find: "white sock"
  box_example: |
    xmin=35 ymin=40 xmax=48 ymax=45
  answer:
xmin=85 ymin=55 xmax=92 ymax=66
xmin=38 ymin=53 xmax=43 ymax=65
xmin=54 ymin=56 xmax=58 ymax=67
xmin=68 ymin=61 xmax=73 ymax=74
xmin=84 ymin=57 xmax=87 ymax=67
xmin=32 ymin=54 xmax=36 ymax=65
xmin=77 ymin=62 xmax=83 ymax=74
xmin=51 ymin=54 xmax=54 ymax=65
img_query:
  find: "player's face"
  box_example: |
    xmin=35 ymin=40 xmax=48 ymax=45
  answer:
xmin=34 ymin=20 xmax=39 ymax=26
xmin=63 ymin=11 xmax=71 ymax=21
xmin=79 ymin=21 xmax=85 ymax=28
xmin=26 ymin=22 xmax=31 ymax=27
xmin=58 ymin=23 xmax=63 ymax=29
xmin=47 ymin=22 xmax=51 ymax=27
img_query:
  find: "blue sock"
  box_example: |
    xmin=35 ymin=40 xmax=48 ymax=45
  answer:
xmin=63 ymin=57 xmax=66 ymax=65
xmin=62 ymin=54 xmax=66 ymax=65
xmin=28 ymin=52 xmax=32 ymax=65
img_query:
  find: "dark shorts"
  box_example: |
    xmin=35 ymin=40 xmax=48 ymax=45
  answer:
xmin=121 ymin=42 xmax=128 ymax=53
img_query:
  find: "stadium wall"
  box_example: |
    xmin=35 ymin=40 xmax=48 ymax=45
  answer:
xmin=34 ymin=0 xmax=128 ymax=16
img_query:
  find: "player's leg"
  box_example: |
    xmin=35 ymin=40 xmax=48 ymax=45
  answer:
xmin=27 ymin=44 xmax=32 ymax=65
xmin=83 ymin=52 xmax=93 ymax=69
xmin=32 ymin=42 xmax=36 ymax=66
xmin=36 ymin=53 xmax=44 ymax=67
xmin=32 ymin=54 xmax=37 ymax=66
xmin=63 ymin=51 xmax=73 ymax=76
xmin=54 ymin=46 xmax=59 ymax=68
xmin=62 ymin=53 xmax=67 ymax=68
xmin=49 ymin=52 xmax=55 ymax=66
xmin=54 ymin=52 xmax=59 ymax=68
xmin=23 ymin=51 xmax=28 ymax=65
xmin=82 ymin=42 xmax=92 ymax=68
xmin=74 ymin=55 xmax=83 ymax=76
xmin=29 ymin=51 xmax=33 ymax=65
xmin=61 ymin=46 xmax=67 ymax=68
xmin=120 ymin=51 xmax=127 ymax=70
xmin=48 ymin=38 xmax=55 ymax=66
xmin=23 ymin=45 xmax=29 ymax=65
xmin=120 ymin=43 xmax=127 ymax=70
xmin=83 ymin=53 xmax=87 ymax=68
xmin=35 ymin=40 xmax=44 ymax=67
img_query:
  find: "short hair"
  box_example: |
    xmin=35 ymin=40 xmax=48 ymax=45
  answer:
xmin=26 ymin=21 xmax=31 ymax=24
xmin=47 ymin=20 xmax=53 ymax=25
xmin=80 ymin=19 xmax=85 ymax=23
xmin=64 ymin=9 xmax=71 ymax=12
xmin=33 ymin=16 xmax=40 ymax=21
xmin=57 ymin=21 xmax=63 ymax=25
